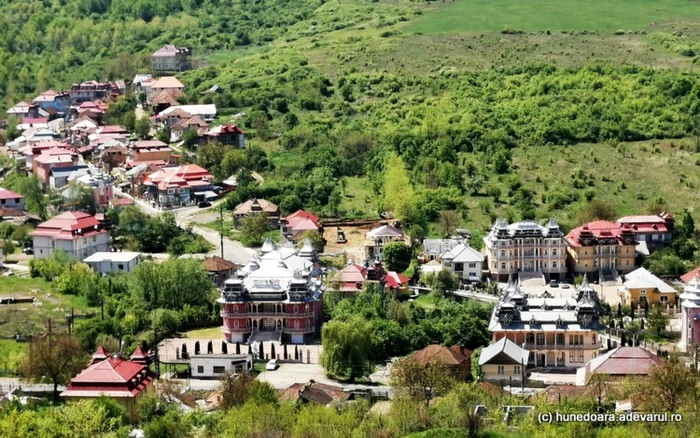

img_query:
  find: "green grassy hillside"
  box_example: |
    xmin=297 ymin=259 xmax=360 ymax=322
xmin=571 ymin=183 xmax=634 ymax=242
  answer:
xmin=6 ymin=0 xmax=700 ymax=239
xmin=407 ymin=0 xmax=700 ymax=33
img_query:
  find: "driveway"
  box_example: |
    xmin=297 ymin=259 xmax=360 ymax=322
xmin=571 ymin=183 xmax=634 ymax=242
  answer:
xmin=256 ymin=363 xmax=336 ymax=390
xmin=528 ymin=371 xmax=578 ymax=385
xmin=113 ymin=188 xmax=255 ymax=265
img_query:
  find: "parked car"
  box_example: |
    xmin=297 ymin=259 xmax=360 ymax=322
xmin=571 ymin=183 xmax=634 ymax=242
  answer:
xmin=549 ymin=279 xmax=559 ymax=288
xmin=560 ymin=283 xmax=570 ymax=289
xmin=198 ymin=200 xmax=212 ymax=208
xmin=22 ymin=247 xmax=33 ymax=255
xmin=265 ymin=359 xmax=278 ymax=371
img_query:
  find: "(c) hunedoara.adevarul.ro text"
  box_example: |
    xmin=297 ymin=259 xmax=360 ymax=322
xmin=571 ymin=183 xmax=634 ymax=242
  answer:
xmin=538 ymin=412 xmax=683 ymax=424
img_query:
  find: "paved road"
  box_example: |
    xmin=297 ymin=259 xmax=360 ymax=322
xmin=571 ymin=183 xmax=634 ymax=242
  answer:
xmin=113 ymin=188 xmax=255 ymax=265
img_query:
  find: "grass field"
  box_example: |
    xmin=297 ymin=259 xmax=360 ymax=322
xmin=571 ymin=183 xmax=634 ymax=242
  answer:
xmin=183 ymin=327 xmax=223 ymax=339
xmin=0 ymin=339 xmax=26 ymax=372
xmin=0 ymin=277 xmax=95 ymax=340
xmin=407 ymin=0 xmax=700 ymax=34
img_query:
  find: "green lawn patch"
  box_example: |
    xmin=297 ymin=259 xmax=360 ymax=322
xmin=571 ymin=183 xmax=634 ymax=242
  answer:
xmin=415 ymin=294 xmax=437 ymax=309
xmin=183 ymin=327 xmax=224 ymax=339
xmin=0 ymin=339 xmax=27 ymax=373
xmin=406 ymin=0 xmax=700 ymax=34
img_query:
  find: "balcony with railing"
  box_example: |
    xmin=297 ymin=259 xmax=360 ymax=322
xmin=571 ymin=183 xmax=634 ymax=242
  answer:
xmin=524 ymin=342 xmax=598 ymax=351
xmin=282 ymin=326 xmax=315 ymax=334
xmin=221 ymin=310 xmax=315 ymax=318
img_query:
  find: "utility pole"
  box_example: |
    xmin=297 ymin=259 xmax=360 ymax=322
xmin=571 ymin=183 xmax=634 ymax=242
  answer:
xmin=220 ymin=205 xmax=224 ymax=259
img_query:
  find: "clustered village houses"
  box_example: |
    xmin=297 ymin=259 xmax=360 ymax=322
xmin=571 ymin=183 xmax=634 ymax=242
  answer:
xmin=2 ymin=45 xmax=700 ymax=419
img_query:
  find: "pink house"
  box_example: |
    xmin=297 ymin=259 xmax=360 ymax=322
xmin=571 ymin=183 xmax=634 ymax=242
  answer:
xmin=33 ymin=148 xmax=79 ymax=184
xmin=680 ymin=275 xmax=700 ymax=351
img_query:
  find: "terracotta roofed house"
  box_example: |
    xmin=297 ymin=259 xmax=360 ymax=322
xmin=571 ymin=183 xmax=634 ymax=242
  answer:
xmin=203 ymin=255 xmax=239 ymax=287
xmin=617 ymin=212 xmax=674 ymax=252
xmin=129 ymin=139 xmax=173 ymax=163
xmin=566 ymin=220 xmax=637 ymax=281
xmin=408 ymin=344 xmax=472 ymax=380
xmin=279 ymin=381 xmax=353 ymax=406
xmin=233 ymin=198 xmax=280 ymax=228
xmin=332 ymin=264 xmax=368 ymax=292
xmin=151 ymin=76 xmax=185 ymax=92
xmin=30 ymin=211 xmax=110 ymax=260
xmin=143 ymin=164 xmax=214 ymax=207
xmin=281 ymin=209 xmax=321 ymax=241
xmin=575 ymin=346 xmax=660 ymax=385
xmin=61 ymin=346 xmax=155 ymax=422
xmin=204 ymin=124 xmax=245 ymax=148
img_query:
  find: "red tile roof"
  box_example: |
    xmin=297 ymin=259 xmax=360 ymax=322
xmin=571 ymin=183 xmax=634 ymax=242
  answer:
xmin=682 ymin=267 xmax=700 ymax=284
xmin=203 ymin=255 xmax=238 ymax=272
xmin=384 ymin=271 xmax=410 ymax=289
xmin=21 ymin=117 xmax=48 ymax=125
xmin=410 ymin=344 xmax=471 ymax=366
xmin=284 ymin=210 xmax=320 ymax=232
xmin=144 ymin=164 xmax=213 ymax=190
xmin=566 ymin=220 xmax=635 ymax=247
xmin=30 ymin=211 xmax=106 ymax=240
xmin=206 ymin=124 xmax=245 ymax=136
xmin=130 ymin=346 xmax=148 ymax=360
xmin=62 ymin=355 xmax=155 ymax=399
xmin=333 ymin=264 xmax=367 ymax=291
xmin=0 ymin=188 xmax=23 ymax=200
xmin=585 ymin=347 xmax=660 ymax=379
xmin=72 ymin=357 xmax=145 ymax=383
xmin=112 ymin=197 xmax=135 ymax=206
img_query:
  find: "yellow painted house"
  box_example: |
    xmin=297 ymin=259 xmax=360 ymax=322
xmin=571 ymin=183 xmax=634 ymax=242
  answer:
xmin=622 ymin=267 xmax=677 ymax=306
xmin=478 ymin=336 xmax=529 ymax=382
xmin=565 ymin=220 xmax=637 ymax=281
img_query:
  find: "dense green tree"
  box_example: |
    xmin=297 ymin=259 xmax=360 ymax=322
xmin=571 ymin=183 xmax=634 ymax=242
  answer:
xmin=130 ymin=258 xmax=213 ymax=311
xmin=391 ymin=355 xmax=456 ymax=407
xmin=321 ymin=317 xmax=374 ymax=381
xmin=240 ymin=213 xmax=270 ymax=246
xmin=383 ymin=241 xmax=412 ymax=272
xmin=19 ymin=335 xmax=87 ymax=403
xmin=134 ymin=115 xmax=151 ymax=139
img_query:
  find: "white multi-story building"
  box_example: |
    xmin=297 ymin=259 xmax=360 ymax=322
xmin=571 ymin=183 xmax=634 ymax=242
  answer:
xmin=488 ymin=278 xmax=603 ymax=369
xmin=440 ymin=243 xmax=484 ymax=281
xmin=30 ymin=211 xmax=110 ymax=260
xmin=483 ymin=219 xmax=567 ymax=282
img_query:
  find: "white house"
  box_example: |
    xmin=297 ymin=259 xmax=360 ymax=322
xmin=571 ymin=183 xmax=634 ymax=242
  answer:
xmin=440 ymin=243 xmax=484 ymax=281
xmin=190 ymin=354 xmax=253 ymax=378
xmin=364 ymin=224 xmax=408 ymax=261
xmin=83 ymin=252 xmax=141 ymax=275
xmin=30 ymin=211 xmax=110 ymax=260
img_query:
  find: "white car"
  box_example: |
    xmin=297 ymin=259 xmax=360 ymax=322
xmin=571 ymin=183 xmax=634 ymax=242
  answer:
xmin=265 ymin=359 xmax=278 ymax=371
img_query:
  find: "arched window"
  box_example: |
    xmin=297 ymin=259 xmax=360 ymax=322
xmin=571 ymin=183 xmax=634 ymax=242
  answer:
xmin=306 ymin=319 xmax=310 ymax=328
xmin=552 ymin=249 xmax=557 ymax=256
xmin=233 ymin=305 xmax=238 ymax=314
xmin=246 ymin=319 xmax=250 ymax=327
xmin=553 ymin=262 xmax=557 ymax=268
xmin=234 ymin=320 xmax=239 ymax=329
xmin=501 ymin=250 xmax=506 ymax=257
xmin=294 ymin=320 xmax=300 ymax=329
xmin=294 ymin=305 xmax=299 ymax=313
xmin=305 ymin=304 xmax=310 ymax=313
